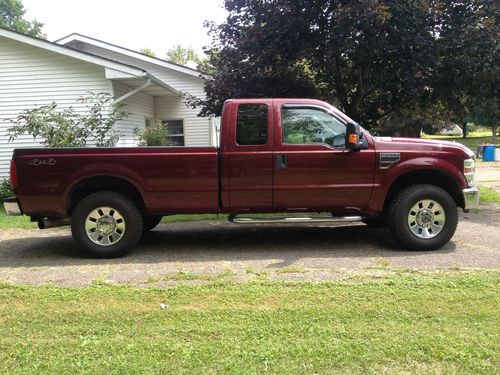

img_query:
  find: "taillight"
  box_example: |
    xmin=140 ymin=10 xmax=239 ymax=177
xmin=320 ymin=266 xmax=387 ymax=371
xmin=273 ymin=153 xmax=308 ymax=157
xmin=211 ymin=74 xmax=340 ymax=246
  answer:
xmin=10 ymin=160 xmax=17 ymax=188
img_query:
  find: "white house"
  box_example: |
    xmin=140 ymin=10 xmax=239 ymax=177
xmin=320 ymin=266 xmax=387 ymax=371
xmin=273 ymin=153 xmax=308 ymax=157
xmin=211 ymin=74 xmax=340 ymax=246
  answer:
xmin=0 ymin=27 xmax=216 ymax=178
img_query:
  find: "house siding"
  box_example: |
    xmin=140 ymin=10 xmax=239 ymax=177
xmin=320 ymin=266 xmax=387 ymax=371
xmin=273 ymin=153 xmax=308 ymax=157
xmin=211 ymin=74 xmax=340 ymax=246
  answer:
xmin=67 ymin=44 xmax=212 ymax=147
xmin=112 ymin=81 xmax=154 ymax=146
xmin=0 ymin=36 xmax=113 ymax=178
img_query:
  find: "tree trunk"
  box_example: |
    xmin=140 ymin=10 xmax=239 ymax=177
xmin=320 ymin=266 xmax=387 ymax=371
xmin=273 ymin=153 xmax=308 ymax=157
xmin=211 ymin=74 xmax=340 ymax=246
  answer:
xmin=462 ymin=121 xmax=468 ymax=138
xmin=493 ymin=124 xmax=498 ymax=143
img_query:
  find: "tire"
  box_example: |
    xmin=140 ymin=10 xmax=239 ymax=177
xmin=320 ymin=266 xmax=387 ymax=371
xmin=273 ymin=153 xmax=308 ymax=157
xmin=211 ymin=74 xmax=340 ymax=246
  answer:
xmin=387 ymin=184 xmax=458 ymax=251
xmin=71 ymin=191 xmax=143 ymax=258
xmin=143 ymin=215 xmax=162 ymax=233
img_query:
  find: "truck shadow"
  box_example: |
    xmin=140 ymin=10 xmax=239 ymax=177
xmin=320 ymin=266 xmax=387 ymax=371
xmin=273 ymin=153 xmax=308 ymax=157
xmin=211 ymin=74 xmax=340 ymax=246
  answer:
xmin=0 ymin=223 xmax=456 ymax=268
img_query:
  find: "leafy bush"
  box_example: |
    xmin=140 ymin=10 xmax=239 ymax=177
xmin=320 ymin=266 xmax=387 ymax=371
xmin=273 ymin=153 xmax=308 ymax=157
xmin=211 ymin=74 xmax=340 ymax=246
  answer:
xmin=134 ymin=121 xmax=168 ymax=146
xmin=0 ymin=179 xmax=13 ymax=202
xmin=8 ymin=93 xmax=129 ymax=147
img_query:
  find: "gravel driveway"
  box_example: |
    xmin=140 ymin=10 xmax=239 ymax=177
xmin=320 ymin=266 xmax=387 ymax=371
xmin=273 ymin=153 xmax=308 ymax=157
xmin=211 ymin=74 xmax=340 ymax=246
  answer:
xmin=0 ymin=204 xmax=498 ymax=286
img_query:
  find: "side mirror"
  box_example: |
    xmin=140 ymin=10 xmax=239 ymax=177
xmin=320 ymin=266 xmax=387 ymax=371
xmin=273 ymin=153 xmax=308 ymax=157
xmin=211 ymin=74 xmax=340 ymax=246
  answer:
xmin=345 ymin=122 xmax=362 ymax=150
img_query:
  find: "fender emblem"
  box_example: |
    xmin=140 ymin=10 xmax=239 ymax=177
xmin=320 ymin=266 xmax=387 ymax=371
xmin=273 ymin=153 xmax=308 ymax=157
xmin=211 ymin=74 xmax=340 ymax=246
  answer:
xmin=28 ymin=158 xmax=57 ymax=166
xmin=380 ymin=153 xmax=400 ymax=169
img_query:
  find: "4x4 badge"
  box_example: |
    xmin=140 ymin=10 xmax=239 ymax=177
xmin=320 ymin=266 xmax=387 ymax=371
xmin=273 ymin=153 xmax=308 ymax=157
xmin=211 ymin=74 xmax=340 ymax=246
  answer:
xmin=29 ymin=158 xmax=57 ymax=166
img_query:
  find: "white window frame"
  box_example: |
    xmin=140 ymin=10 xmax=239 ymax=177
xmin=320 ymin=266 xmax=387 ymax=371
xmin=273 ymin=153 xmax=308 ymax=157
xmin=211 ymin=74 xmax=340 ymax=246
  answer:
xmin=162 ymin=119 xmax=185 ymax=146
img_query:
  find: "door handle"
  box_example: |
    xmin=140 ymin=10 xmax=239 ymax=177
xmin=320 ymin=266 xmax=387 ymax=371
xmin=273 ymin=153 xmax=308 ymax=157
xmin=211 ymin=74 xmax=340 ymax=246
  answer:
xmin=276 ymin=154 xmax=287 ymax=169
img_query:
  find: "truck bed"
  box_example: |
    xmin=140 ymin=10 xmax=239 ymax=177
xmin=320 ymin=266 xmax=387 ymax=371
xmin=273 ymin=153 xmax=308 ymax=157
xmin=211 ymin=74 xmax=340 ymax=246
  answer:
xmin=12 ymin=147 xmax=219 ymax=217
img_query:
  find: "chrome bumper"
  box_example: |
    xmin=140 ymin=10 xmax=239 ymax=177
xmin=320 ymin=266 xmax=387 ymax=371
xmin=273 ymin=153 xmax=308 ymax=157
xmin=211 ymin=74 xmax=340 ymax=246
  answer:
xmin=463 ymin=186 xmax=480 ymax=210
xmin=3 ymin=196 xmax=22 ymax=216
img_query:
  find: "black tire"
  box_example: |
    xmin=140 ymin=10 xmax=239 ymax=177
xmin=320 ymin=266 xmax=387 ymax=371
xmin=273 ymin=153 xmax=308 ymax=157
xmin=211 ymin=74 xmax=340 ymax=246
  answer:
xmin=143 ymin=215 xmax=162 ymax=233
xmin=387 ymin=184 xmax=458 ymax=251
xmin=71 ymin=191 xmax=143 ymax=258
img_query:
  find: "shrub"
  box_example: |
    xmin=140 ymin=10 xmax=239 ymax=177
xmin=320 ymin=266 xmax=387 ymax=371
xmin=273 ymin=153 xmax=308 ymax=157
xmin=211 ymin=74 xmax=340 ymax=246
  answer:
xmin=8 ymin=93 xmax=129 ymax=147
xmin=134 ymin=121 xmax=168 ymax=146
xmin=0 ymin=179 xmax=13 ymax=202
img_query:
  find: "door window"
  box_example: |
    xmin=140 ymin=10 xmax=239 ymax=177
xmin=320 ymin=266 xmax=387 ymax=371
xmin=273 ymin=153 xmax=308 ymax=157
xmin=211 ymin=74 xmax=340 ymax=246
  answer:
xmin=282 ymin=107 xmax=346 ymax=148
xmin=236 ymin=104 xmax=268 ymax=145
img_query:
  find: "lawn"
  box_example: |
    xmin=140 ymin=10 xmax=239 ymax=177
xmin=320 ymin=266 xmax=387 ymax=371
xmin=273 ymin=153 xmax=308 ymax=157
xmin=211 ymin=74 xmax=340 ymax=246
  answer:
xmin=478 ymin=185 xmax=500 ymax=204
xmin=0 ymin=271 xmax=498 ymax=374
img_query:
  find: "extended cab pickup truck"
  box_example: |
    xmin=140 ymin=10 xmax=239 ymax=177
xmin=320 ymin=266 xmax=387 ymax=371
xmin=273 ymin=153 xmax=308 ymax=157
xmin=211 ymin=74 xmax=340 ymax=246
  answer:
xmin=4 ymin=98 xmax=480 ymax=258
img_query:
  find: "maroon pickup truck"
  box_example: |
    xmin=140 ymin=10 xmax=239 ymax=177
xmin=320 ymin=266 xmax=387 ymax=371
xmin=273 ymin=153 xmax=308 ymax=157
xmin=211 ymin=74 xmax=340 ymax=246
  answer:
xmin=4 ymin=98 xmax=479 ymax=257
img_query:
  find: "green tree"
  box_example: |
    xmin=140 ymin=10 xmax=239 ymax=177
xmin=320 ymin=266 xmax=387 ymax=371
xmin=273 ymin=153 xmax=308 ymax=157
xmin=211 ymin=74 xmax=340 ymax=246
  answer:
xmin=0 ymin=0 xmax=44 ymax=38
xmin=166 ymin=44 xmax=203 ymax=66
xmin=198 ymin=0 xmax=497 ymax=135
xmin=140 ymin=47 xmax=156 ymax=57
xmin=432 ymin=0 xmax=498 ymax=138
xmin=8 ymin=93 xmax=129 ymax=147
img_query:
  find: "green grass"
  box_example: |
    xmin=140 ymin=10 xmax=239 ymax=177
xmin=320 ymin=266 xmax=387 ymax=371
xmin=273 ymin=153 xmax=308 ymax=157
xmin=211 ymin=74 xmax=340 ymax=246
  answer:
xmin=0 ymin=271 xmax=498 ymax=374
xmin=161 ymin=214 xmax=228 ymax=223
xmin=479 ymin=185 xmax=500 ymax=204
xmin=0 ymin=207 xmax=36 ymax=229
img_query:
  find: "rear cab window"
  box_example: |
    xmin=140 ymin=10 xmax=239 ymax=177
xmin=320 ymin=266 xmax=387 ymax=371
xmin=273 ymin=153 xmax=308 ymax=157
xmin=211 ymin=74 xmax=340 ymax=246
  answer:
xmin=236 ymin=104 xmax=268 ymax=145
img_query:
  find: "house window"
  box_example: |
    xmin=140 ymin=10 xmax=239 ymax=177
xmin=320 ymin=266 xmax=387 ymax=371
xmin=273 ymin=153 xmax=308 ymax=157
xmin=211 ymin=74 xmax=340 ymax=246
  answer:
xmin=145 ymin=117 xmax=152 ymax=127
xmin=162 ymin=119 xmax=185 ymax=146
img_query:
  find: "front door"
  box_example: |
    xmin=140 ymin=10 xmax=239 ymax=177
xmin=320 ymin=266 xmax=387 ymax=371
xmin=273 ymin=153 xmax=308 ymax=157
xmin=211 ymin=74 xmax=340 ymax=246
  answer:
xmin=272 ymin=102 xmax=375 ymax=212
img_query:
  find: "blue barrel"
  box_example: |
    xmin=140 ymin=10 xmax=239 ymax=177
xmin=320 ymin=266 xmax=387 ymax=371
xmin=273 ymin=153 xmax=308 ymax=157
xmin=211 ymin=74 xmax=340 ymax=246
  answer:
xmin=483 ymin=145 xmax=495 ymax=162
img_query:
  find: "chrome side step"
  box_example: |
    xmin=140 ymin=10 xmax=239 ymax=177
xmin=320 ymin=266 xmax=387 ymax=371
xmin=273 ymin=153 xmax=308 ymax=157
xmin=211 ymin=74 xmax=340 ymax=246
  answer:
xmin=228 ymin=215 xmax=363 ymax=224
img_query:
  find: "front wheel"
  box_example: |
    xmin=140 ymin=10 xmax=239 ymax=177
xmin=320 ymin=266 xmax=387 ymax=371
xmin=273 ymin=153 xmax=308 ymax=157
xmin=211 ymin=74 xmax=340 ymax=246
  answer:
xmin=388 ymin=184 xmax=458 ymax=251
xmin=71 ymin=191 xmax=143 ymax=258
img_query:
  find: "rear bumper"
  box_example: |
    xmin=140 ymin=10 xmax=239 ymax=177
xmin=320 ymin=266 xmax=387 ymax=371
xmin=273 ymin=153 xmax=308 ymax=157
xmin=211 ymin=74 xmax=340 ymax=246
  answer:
xmin=463 ymin=186 xmax=480 ymax=210
xmin=3 ymin=196 xmax=23 ymax=216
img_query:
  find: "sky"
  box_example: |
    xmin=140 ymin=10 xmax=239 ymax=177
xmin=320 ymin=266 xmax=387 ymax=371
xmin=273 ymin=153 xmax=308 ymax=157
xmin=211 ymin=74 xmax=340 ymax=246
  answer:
xmin=22 ymin=0 xmax=228 ymax=57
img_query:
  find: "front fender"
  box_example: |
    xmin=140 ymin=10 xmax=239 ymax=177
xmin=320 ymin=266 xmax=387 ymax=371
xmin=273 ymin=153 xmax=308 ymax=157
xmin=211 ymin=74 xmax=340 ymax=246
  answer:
xmin=365 ymin=157 xmax=467 ymax=212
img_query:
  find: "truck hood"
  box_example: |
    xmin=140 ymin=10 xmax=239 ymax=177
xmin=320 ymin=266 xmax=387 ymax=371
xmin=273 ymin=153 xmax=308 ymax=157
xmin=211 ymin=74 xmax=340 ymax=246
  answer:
xmin=373 ymin=136 xmax=474 ymax=159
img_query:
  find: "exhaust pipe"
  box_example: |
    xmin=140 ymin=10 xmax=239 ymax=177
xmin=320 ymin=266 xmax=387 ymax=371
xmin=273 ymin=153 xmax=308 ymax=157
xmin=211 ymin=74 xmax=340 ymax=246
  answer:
xmin=38 ymin=218 xmax=71 ymax=229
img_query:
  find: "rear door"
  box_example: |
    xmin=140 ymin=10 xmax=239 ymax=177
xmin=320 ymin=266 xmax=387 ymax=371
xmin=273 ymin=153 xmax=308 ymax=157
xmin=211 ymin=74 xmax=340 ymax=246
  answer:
xmin=272 ymin=101 xmax=376 ymax=211
xmin=223 ymin=100 xmax=274 ymax=212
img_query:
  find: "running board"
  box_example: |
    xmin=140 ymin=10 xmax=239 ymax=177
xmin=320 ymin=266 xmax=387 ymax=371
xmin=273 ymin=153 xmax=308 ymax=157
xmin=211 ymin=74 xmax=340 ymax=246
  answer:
xmin=228 ymin=215 xmax=363 ymax=224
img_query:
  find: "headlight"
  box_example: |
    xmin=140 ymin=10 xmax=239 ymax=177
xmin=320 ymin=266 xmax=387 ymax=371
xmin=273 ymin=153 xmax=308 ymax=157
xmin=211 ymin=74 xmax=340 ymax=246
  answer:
xmin=464 ymin=158 xmax=475 ymax=187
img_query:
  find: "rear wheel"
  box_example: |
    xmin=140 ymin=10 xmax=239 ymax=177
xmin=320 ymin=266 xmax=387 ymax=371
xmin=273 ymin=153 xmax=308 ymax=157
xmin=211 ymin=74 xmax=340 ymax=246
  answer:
xmin=388 ymin=184 xmax=458 ymax=251
xmin=71 ymin=191 xmax=143 ymax=258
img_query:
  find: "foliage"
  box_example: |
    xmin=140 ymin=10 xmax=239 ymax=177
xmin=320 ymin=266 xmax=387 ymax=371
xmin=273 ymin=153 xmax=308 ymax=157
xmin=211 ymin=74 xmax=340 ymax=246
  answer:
xmin=8 ymin=93 xmax=129 ymax=147
xmin=0 ymin=178 xmax=13 ymax=202
xmin=0 ymin=272 xmax=499 ymax=373
xmin=166 ymin=44 xmax=204 ymax=66
xmin=432 ymin=0 xmax=498 ymax=138
xmin=134 ymin=120 xmax=168 ymax=146
xmin=198 ymin=0 xmax=498 ymax=135
xmin=0 ymin=0 xmax=44 ymax=37
xmin=140 ymin=47 xmax=156 ymax=57
xmin=469 ymin=99 xmax=499 ymax=143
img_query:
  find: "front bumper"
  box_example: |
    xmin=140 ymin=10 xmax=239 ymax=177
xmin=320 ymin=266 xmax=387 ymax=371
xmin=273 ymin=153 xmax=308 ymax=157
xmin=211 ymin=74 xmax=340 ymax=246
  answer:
xmin=3 ymin=196 xmax=23 ymax=216
xmin=463 ymin=186 xmax=480 ymax=210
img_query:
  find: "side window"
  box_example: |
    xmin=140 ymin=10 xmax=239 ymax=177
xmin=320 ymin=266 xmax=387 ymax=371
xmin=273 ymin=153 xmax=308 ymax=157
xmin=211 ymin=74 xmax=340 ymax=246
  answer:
xmin=282 ymin=107 xmax=346 ymax=148
xmin=236 ymin=104 xmax=268 ymax=145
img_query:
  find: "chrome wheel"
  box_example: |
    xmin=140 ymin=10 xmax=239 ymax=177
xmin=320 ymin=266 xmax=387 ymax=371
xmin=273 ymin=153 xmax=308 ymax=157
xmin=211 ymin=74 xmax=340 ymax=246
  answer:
xmin=407 ymin=199 xmax=446 ymax=239
xmin=85 ymin=207 xmax=126 ymax=246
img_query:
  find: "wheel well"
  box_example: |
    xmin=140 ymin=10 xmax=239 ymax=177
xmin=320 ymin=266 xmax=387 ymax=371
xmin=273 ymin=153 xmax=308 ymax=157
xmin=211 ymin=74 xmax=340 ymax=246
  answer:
xmin=384 ymin=169 xmax=465 ymax=211
xmin=67 ymin=176 xmax=145 ymax=215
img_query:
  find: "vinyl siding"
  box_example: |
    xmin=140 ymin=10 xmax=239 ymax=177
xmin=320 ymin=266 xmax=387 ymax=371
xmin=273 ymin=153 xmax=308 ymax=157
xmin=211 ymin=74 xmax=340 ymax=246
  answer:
xmin=68 ymin=44 xmax=212 ymax=146
xmin=112 ymin=81 xmax=154 ymax=146
xmin=0 ymin=36 xmax=113 ymax=178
